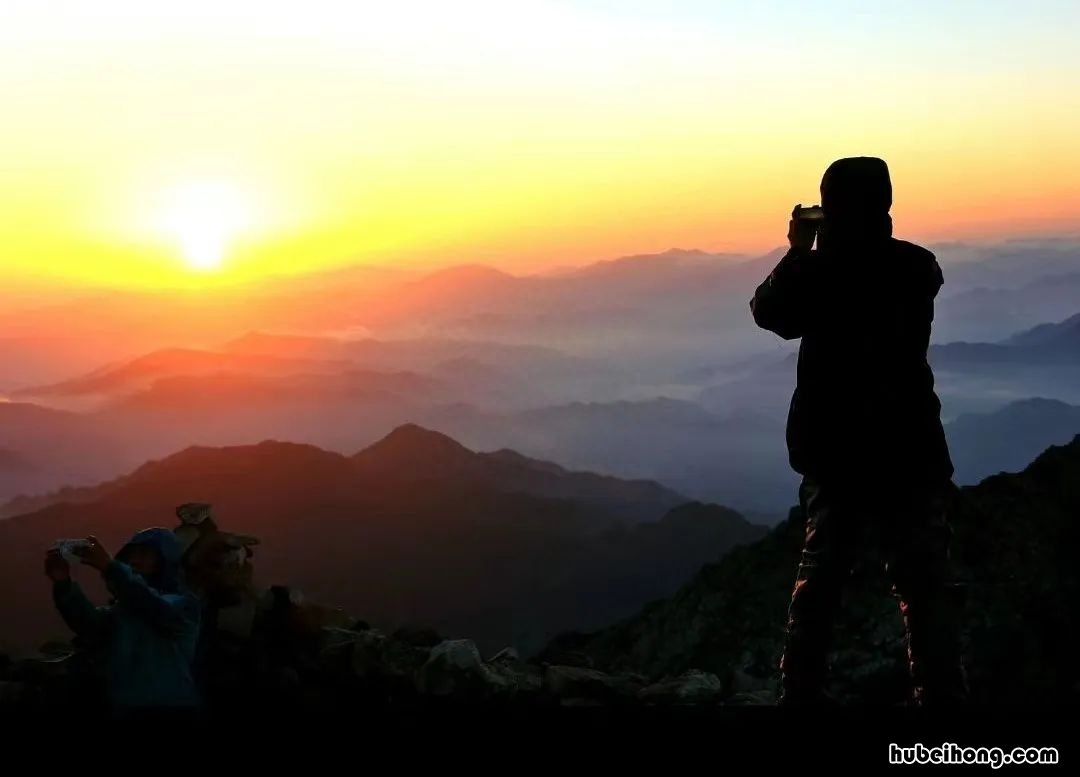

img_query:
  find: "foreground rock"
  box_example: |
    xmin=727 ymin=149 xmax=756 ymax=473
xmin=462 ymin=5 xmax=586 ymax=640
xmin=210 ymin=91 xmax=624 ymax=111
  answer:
xmin=569 ymin=436 xmax=1080 ymax=705
xmin=638 ymin=670 xmax=724 ymax=705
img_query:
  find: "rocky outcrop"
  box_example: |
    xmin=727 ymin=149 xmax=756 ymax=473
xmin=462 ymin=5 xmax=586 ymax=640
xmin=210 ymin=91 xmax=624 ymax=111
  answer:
xmin=571 ymin=436 xmax=1080 ymax=705
xmin=0 ymin=614 xmax=695 ymax=711
xmin=4 ymin=437 xmax=1077 ymax=710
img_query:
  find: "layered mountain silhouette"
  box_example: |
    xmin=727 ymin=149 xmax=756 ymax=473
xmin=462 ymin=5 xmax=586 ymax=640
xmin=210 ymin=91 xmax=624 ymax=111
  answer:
xmin=929 ymin=311 xmax=1080 ymax=417
xmin=422 ymin=397 xmax=794 ymax=513
xmin=4 ymin=240 xmax=1079 ymax=530
xmin=0 ymin=425 xmax=766 ymax=655
xmin=934 ymin=272 xmax=1080 ymax=343
xmin=569 ymin=436 xmax=1080 ymax=704
xmin=931 ymin=310 xmax=1080 ymax=367
xmin=945 ymin=398 xmax=1080 ymax=483
xmin=12 ymin=348 xmax=356 ymax=403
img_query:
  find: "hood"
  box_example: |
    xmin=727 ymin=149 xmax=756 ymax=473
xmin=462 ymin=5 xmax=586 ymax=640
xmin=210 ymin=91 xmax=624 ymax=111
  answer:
xmin=820 ymin=156 xmax=892 ymax=216
xmin=819 ymin=157 xmax=893 ymax=245
xmin=116 ymin=527 xmax=186 ymax=592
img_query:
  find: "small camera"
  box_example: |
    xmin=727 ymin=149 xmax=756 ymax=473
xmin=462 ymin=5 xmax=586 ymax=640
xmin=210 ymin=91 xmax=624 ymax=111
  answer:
xmin=52 ymin=538 xmax=91 ymax=563
xmin=796 ymin=205 xmax=825 ymax=221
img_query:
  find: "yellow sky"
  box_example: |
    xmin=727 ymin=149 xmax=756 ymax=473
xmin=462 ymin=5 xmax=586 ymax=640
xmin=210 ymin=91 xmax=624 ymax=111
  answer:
xmin=3 ymin=1 xmax=1080 ymax=288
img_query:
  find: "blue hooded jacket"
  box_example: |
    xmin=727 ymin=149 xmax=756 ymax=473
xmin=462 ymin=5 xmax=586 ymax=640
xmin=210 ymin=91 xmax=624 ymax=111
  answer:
xmin=53 ymin=528 xmax=202 ymax=709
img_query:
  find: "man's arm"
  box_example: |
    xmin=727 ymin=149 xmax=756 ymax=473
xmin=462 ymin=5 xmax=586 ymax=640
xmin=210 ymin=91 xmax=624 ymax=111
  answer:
xmin=750 ymin=206 xmax=821 ymax=340
xmin=103 ymin=561 xmax=200 ymax=638
xmin=750 ymin=247 xmax=815 ymax=340
xmin=52 ymin=579 xmax=111 ymax=640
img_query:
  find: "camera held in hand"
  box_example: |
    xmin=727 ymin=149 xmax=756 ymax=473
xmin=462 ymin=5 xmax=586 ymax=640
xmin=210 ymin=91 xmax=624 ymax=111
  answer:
xmin=52 ymin=538 xmax=91 ymax=563
xmin=795 ymin=205 xmax=825 ymax=222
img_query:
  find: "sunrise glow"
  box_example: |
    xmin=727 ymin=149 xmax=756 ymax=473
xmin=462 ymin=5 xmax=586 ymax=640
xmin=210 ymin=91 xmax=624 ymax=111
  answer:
xmin=1 ymin=1 xmax=1079 ymax=288
xmin=155 ymin=181 xmax=254 ymax=272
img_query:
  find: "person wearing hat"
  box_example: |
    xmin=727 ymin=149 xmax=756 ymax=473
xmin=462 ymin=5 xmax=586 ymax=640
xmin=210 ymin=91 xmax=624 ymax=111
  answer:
xmin=750 ymin=157 xmax=966 ymax=705
xmin=45 ymin=528 xmax=202 ymax=713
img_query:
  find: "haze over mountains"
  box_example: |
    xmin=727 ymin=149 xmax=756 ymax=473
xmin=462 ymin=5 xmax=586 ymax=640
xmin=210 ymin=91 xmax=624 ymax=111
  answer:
xmin=3 ymin=236 xmax=1080 ymax=516
xmin=3 ymin=232 xmax=1080 ymax=676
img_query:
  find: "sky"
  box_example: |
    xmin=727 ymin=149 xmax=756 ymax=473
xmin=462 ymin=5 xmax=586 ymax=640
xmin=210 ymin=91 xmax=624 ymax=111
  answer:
xmin=3 ymin=0 xmax=1080 ymax=288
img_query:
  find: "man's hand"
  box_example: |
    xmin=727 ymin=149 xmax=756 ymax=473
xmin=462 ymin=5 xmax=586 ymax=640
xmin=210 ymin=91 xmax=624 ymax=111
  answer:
xmin=787 ymin=203 xmax=818 ymax=251
xmin=79 ymin=536 xmax=112 ymax=572
xmin=44 ymin=549 xmax=71 ymax=583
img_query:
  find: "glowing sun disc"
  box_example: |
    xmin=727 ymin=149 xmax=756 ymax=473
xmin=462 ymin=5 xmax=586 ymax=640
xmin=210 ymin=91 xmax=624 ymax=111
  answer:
xmin=156 ymin=180 xmax=253 ymax=272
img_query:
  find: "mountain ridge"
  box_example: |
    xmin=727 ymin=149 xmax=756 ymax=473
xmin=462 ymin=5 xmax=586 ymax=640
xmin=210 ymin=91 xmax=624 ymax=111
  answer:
xmin=0 ymin=425 xmax=759 ymax=655
xmin=570 ymin=434 xmax=1080 ymax=704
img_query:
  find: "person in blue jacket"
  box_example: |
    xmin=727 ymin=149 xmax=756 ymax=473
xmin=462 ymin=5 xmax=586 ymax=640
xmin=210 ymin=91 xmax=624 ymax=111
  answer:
xmin=45 ymin=528 xmax=202 ymax=712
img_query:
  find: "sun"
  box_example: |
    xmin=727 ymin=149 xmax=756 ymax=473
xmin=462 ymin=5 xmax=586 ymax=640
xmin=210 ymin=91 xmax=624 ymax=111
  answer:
xmin=156 ymin=180 xmax=253 ymax=272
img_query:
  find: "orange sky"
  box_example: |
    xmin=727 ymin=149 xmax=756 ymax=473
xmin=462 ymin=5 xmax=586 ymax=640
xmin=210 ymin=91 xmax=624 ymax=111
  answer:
xmin=2 ymin=1 xmax=1080 ymax=289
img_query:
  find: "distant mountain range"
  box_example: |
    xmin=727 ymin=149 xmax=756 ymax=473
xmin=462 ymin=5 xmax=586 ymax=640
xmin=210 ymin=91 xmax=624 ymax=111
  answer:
xmin=929 ymin=311 xmax=1080 ymax=415
xmin=421 ymin=397 xmax=795 ymax=513
xmin=0 ymin=425 xmax=767 ymax=655
xmin=3 ymin=240 xmax=1079 ymax=517
xmin=945 ymin=397 xmax=1080 ymax=483
xmin=3 ymin=238 xmax=1077 ymax=388
xmin=931 ymin=311 xmax=1080 ymax=367
xmin=11 ymin=348 xmax=357 ymax=403
xmin=934 ymin=272 xmax=1080 ymax=343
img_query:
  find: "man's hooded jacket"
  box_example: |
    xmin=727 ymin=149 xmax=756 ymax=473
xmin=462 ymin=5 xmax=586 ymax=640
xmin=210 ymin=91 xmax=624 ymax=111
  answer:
xmin=750 ymin=157 xmax=953 ymax=485
xmin=53 ymin=527 xmax=202 ymax=708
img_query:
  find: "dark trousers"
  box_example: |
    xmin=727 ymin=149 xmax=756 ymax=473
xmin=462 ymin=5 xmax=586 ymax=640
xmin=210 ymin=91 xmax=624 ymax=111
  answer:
xmin=779 ymin=476 xmax=967 ymax=705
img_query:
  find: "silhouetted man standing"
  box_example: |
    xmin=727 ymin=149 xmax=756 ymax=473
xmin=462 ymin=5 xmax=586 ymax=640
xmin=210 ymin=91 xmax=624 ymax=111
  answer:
xmin=751 ymin=157 xmax=966 ymax=705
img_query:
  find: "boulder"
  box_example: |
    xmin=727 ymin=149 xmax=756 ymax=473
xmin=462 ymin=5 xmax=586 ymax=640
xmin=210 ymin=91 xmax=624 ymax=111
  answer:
xmin=543 ymin=665 xmax=643 ymax=703
xmin=639 ymin=670 xmax=725 ymax=705
xmin=726 ymin=689 xmax=777 ymax=705
xmin=347 ymin=630 xmax=423 ymax=679
xmin=415 ymin=639 xmax=512 ymax=697
xmin=347 ymin=630 xmax=387 ymax=680
xmin=485 ymin=649 xmax=543 ymax=696
xmin=322 ymin=626 xmax=365 ymax=649
xmin=488 ymin=647 xmax=520 ymax=665
xmin=534 ymin=632 xmax=595 ymax=669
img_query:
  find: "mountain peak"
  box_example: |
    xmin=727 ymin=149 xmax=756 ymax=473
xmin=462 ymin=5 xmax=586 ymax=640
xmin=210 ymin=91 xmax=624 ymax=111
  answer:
xmin=352 ymin=424 xmax=478 ymax=476
xmin=364 ymin=423 xmax=472 ymax=454
xmin=1006 ymin=311 xmax=1080 ymax=348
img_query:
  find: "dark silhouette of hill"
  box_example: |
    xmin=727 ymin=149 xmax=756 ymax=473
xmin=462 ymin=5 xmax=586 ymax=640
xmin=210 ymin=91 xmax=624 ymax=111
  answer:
xmin=570 ymin=436 xmax=1080 ymax=704
xmin=944 ymin=398 xmax=1080 ymax=483
xmin=351 ymin=424 xmax=685 ymax=523
xmin=928 ymin=319 xmax=1080 ymax=369
xmin=928 ymin=313 xmax=1080 ymax=415
xmin=422 ymin=398 xmax=794 ymax=513
xmin=0 ymin=365 xmax=451 ymax=503
xmin=0 ymin=426 xmax=749 ymax=654
xmin=1006 ymin=311 xmax=1080 ymax=349
xmin=931 ymin=310 xmax=1080 ymax=367
xmin=934 ymin=274 xmax=1080 ymax=343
